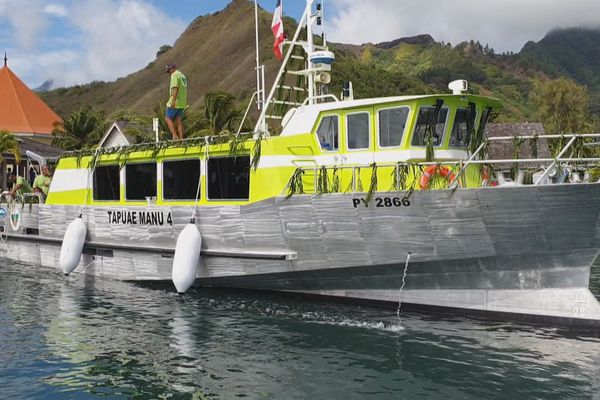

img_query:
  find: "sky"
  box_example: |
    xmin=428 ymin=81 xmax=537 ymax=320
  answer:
xmin=0 ymin=0 xmax=598 ymax=89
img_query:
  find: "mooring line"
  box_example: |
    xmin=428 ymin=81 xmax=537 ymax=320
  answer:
xmin=397 ymin=251 xmax=412 ymax=320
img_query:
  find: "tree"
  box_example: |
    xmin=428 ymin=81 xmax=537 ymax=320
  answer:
xmin=188 ymin=91 xmax=245 ymax=137
xmin=0 ymin=130 xmax=21 ymax=163
xmin=529 ymin=77 xmax=594 ymax=155
xmin=529 ymin=77 xmax=593 ymax=134
xmin=0 ymin=131 xmax=21 ymax=191
xmin=52 ymin=107 xmax=106 ymax=150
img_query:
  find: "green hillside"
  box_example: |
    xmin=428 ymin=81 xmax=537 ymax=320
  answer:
xmin=41 ymin=0 xmax=600 ymax=127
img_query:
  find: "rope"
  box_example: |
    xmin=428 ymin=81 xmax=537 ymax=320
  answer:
xmin=190 ymin=136 xmax=210 ymax=223
xmin=396 ymin=251 xmax=412 ymax=320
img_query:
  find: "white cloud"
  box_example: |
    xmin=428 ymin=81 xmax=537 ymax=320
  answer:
xmin=0 ymin=0 xmax=49 ymax=49
xmin=44 ymin=4 xmax=68 ymax=17
xmin=327 ymin=0 xmax=600 ymax=52
xmin=66 ymin=0 xmax=185 ymax=84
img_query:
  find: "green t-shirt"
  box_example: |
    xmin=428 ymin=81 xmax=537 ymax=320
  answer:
xmin=33 ymin=175 xmax=52 ymax=196
xmin=166 ymin=70 xmax=188 ymax=109
xmin=13 ymin=176 xmax=32 ymax=195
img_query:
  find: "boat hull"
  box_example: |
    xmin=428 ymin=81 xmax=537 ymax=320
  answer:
xmin=2 ymin=183 xmax=600 ymax=326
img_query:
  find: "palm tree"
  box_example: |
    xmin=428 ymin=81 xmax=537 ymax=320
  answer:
xmin=187 ymin=91 xmax=247 ymax=137
xmin=52 ymin=107 xmax=106 ymax=150
xmin=0 ymin=131 xmax=21 ymax=164
xmin=0 ymin=130 xmax=21 ymax=190
xmin=204 ymin=91 xmax=244 ymax=134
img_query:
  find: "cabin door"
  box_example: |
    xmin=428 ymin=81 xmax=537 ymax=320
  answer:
xmin=342 ymin=108 xmax=375 ymax=166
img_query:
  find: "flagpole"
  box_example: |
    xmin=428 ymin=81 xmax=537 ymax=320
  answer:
xmin=254 ymin=0 xmax=263 ymax=114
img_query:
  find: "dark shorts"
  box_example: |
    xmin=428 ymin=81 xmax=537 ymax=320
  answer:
xmin=166 ymin=107 xmax=185 ymax=120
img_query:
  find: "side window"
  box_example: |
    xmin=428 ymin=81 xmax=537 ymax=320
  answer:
xmin=316 ymin=115 xmax=338 ymax=151
xmin=378 ymin=107 xmax=409 ymax=147
xmin=163 ymin=159 xmax=201 ymax=200
xmin=93 ymin=165 xmax=120 ymax=201
xmin=450 ymin=108 xmax=474 ymax=148
xmin=411 ymin=107 xmax=449 ymax=147
xmin=347 ymin=112 xmax=370 ymax=150
xmin=126 ymin=162 xmax=157 ymax=201
xmin=208 ymin=156 xmax=250 ymax=200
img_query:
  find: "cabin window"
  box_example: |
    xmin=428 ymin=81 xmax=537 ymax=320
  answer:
xmin=316 ymin=115 xmax=339 ymax=151
xmin=125 ymin=162 xmax=157 ymax=201
xmin=163 ymin=159 xmax=201 ymax=200
xmin=347 ymin=112 xmax=370 ymax=150
xmin=207 ymin=156 xmax=250 ymax=200
xmin=450 ymin=108 xmax=475 ymax=148
xmin=378 ymin=107 xmax=409 ymax=147
xmin=93 ymin=165 xmax=120 ymax=201
xmin=411 ymin=106 xmax=449 ymax=147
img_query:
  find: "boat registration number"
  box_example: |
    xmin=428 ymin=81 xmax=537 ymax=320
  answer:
xmin=352 ymin=197 xmax=411 ymax=208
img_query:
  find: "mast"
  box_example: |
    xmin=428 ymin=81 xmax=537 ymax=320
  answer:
xmin=254 ymin=0 xmax=334 ymax=135
xmin=254 ymin=0 xmax=264 ymax=115
xmin=305 ymin=0 xmax=315 ymax=105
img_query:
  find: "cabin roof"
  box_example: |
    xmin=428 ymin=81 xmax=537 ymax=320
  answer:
xmin=280 ymin=94 xmax=502 ymax=136
xmin=0 ymin=65 xmax=62 ymax=135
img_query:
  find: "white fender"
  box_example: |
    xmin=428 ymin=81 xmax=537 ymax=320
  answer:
xmin=172 ymin=223 xmax=202 ymax=293
xmin=59 ymin=217 xmax=87 ymax=275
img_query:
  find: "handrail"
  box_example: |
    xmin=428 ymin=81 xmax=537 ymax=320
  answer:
xmin=283 ymin=131 xmax=600 ymax=194
xmin=237 ymin=91 xmax=258 ymax=135
xmin=302 ymin=94 xmax=340 ymax=105
xmin=534 ymin=136 xmax=577 ymax=185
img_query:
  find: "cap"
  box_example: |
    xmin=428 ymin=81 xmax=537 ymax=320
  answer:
xmin=164 ymin=63 xmax=177 ymax=73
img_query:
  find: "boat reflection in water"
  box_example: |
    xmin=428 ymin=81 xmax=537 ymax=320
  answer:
xmin=1 ymin=262 xmax=598 ymax=399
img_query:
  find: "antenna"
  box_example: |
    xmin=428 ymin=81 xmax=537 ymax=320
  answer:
xmin=3 ymin=52 xmax=6 ymax=67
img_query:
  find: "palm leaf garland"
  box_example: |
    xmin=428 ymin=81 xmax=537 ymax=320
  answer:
xmin=364 ymin=163 xmax=378 ymax=205
xmin=250 ymin=130 xmax=266 ymax=171
xmin=529 ymin=134 xmax=538 ymax=159
xmin=511 ymin=135 xmax=525 ymax=180
xmin=523 ymin=169 xmax=534 ymax=185
xmin=588 ymin=165 xmax=600 ymax=183
xmin=317 ymin=165 xmax=330 ymax=195
xmin=391 ymin=162 xmax=410 ymax=191
xmin=331 ymin=166 xmax=340 ymax=193
xmin=228 ymin=132 xmax=246 ymax=159
xmin=345 ymin=166 xmax=364 ymax=193
xmin=286 ymin=168 xmax=305 ymax=199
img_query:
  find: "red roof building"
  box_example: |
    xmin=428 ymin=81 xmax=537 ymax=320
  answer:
xmin=0 ymin=57 xmax=62 ymax=138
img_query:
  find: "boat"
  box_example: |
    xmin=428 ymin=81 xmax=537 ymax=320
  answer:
xmin=2 ymin=0 xmax=600 ymax=328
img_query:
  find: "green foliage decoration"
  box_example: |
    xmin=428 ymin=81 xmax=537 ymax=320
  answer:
xmin=316 ymin=165 xmax=330 ymax=195
xmin=364 ymin=163 xmax=378 ymax=204
xmin=286 ymin=168 xmax=305 ymax=199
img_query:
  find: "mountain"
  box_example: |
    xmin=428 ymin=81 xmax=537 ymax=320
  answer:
xmin=518 ymin=27 xmax=600 ymax=115
xmin=34 ymin=79 xmax=55 ymax=93
xmin=40 ymin=0 xmax=600 ymax=124
xmin=42 ymin=0 xmax=282 ymax=118
xmin=519 ymin=27 xmax=600 ymax=91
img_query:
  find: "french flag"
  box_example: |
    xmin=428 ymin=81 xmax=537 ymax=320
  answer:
xmin=271 ymin=0 xmax=284 ymax=59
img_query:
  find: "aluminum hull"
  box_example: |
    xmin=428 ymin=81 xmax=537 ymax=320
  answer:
xmin=2 ymin=183 xmax=600 ymax=326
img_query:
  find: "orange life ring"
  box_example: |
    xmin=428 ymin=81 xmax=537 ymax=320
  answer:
xmin=419 ymin=165 xmax=456 ymax=190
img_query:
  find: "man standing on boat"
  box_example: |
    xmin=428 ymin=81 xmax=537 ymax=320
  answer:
xmin=164 ymin=63 xmax=188 ymax=140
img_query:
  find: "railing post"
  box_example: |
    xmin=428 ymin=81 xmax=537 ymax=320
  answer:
xmin=534 ymin=135 xmax=578 ymax=185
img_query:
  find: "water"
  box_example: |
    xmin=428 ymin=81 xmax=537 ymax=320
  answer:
xmin=2 ymin=261 xmax=600 ymax=399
